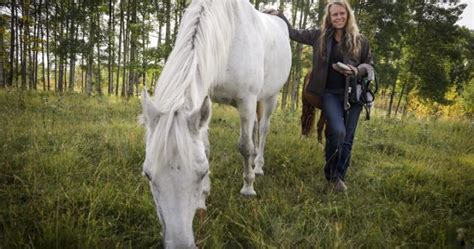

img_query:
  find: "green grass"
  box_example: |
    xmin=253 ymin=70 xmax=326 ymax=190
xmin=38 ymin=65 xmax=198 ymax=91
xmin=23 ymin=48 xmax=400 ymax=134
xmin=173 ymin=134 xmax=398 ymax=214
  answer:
xmin=0 ymin=89 xmax=473 ymax=248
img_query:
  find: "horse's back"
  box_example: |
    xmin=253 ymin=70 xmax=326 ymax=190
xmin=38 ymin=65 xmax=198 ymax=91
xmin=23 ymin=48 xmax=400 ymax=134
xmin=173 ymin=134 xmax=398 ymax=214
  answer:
xmin=212 ymin=2 xmax=291 ymax=102
xmin=257 ymin=12 xmax=291 ymax=99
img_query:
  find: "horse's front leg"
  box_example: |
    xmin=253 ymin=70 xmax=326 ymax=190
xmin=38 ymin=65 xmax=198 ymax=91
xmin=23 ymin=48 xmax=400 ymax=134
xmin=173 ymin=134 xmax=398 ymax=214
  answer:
xmin=237 ymin=96 xmax=257 ymax=196
xmin=254 ymin=95 xmax=278 ymax=175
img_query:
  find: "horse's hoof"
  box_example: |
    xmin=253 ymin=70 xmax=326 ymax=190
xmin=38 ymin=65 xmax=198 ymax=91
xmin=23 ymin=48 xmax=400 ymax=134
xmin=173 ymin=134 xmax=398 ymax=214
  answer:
xmin=254 ymin=168 xmax=264 ymax=176
xmin=254 ymin=160 xmax=264 ymax=176
xmin=240 ymin=187 xmax=257 ymax=197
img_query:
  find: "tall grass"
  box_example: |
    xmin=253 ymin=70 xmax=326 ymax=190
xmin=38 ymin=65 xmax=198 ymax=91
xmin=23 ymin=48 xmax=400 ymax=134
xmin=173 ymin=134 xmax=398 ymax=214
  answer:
xmin=1 ymin=90 xmax=473 ymax=248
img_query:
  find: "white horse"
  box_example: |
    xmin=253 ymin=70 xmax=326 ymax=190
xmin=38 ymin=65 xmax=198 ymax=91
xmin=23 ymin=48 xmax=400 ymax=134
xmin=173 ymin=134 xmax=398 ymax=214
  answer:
xmin=139 ymin=0 xmax=291 ymax=247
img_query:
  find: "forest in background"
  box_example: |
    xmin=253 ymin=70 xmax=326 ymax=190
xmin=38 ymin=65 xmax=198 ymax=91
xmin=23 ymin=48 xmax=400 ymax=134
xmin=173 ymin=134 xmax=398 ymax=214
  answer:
xmin=0 ymin=0 xmax=473 ymax=117
xmin=1 ymin=1 xmax=473 ymax=247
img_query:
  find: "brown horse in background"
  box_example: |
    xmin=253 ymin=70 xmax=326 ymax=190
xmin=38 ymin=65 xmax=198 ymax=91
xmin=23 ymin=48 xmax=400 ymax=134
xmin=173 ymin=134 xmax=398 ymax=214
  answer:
xmin=301 ymin=70 xmax=327 ymax=144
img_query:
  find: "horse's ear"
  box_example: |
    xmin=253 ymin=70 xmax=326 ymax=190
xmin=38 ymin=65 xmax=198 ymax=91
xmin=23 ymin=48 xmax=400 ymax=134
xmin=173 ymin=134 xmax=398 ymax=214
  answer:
xmin=189 ymin=96 xmax=212 ymax=133
xmin=140 ymin=88 xmax=160 ymax=125
xmin=200 ymin=97 xmax=212 ymax=128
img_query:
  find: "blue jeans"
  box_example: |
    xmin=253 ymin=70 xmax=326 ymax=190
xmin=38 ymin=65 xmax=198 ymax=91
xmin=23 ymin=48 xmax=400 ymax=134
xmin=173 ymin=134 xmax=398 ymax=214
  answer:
xmin=321 ymin=90 xmax=362 ymax=182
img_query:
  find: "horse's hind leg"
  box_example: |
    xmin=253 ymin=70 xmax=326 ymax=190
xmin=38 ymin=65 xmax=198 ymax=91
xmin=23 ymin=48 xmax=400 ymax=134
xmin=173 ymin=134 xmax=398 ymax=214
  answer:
xmin=237 ymin=96 xmax=258 ymax=196
xmin=254 ymin=95 xmax=278 ymax=176
xmin=301 ymin=98 xmax=316 ymax=138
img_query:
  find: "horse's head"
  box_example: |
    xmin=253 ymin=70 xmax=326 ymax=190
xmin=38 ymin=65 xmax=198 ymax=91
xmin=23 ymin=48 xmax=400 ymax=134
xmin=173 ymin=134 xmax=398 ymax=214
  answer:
xmin=140 ymin=89 xmax=211 ymax=249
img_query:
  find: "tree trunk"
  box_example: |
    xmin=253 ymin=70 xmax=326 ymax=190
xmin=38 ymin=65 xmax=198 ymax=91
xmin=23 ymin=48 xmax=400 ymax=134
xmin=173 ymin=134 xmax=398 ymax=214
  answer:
xmin=387 ymin=63 xmax=402 ymax=117
xmin=41 ymin=21 xmax=46 ymax=91
xmin=86 ymin=56 xmax=93 ymax=95
xmin=387 ymin=75 xmax=397 ymax=117
xmin=95 ymin=11 xmax=102 ymax=96
xmin=108 ymin=0 xmax=114 ymax=95
xmin=21 ymin=0 xmax=30 ymax=90
xmin=15 ymin=7 xmax=20 ymax=88
xmin=0 ymin=27 xmax=4 ymax=88
xmin=172 ymin=0 xmax=179 ymax=43
xmin=402 ymin=88 xmax=411 ymax=117
xmin=142 ymin=11 xmax=147 ymax=90
xmin=164 ymin=0 xmax=171 ymax=45
xmin=68 ymin=0 xmax=77 ymax=92
xmin=54 ymin=48 xmax=58 ymax=91
xmin=177 ymin=0 xmax=185 ymax=25
xmin=280 ymin=0 xmax=299 ymax=111
xmin=8 ymin=0 xmax=16 ymax=87
xmin=28 ymin=0 xmax=36 ymax=90
xmin=290 ymin=0 xmax=308 ymax=112
xmin=97 ymin=35 xmax=101 ymax=95
xmin=86 ymin=6 xmax=95 ymax=95
xmin=128 ymin=0 xmax=137 ymax=97
xmin=57 ymin=18 xmax=65 ymax=92
xmin=395 ymin=55 xmax=415 ymax=116
xmin=64 ymin=58 xmax=68 ymax=91
xmin=45 ymin=0 xmax=51 ymax=90
xmin=158 ymin=17 xmax=163 ymax=49
xmin=32 ymin=0 xmax=41 ymax=90
xmin=81 ymin=29 xmax=85 ymax=93
xmin=396 ymin=1 xmax=424 ymax=117
xmin=122 ymin=2 xmax=130 ymax=97
xmin=116 ymin=0 xmax=124 ymax=96
xmin=37 ymin=0 xmax=45 ymax=90
xmin=394 ymin=80 xmax=405 ymax=116
xmin=68 ymin=41 xmax=77 ymax=92
xmin=154 ymin=0 xmax=162 ymax=51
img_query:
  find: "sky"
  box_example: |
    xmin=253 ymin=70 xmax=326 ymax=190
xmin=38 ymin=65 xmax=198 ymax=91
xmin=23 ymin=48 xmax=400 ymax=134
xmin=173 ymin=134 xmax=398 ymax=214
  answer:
xmin=458 ymin=0 xmax=474 ymax=29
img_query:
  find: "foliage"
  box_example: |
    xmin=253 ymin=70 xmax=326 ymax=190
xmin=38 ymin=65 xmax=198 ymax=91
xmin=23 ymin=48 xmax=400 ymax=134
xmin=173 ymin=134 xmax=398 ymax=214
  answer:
xmin=1 ymin=90 xmax=473 ymax=248
xmin=461 ymin=78 xmax=474 ymax=116
xmin=0 ymin=0 xmax=473 ymax=114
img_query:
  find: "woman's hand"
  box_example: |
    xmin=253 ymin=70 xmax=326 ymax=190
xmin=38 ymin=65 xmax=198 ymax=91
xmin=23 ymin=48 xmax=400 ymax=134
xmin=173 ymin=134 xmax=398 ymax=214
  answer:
xmin=263 ymin=8 xmax=279 ymax=15
xmin=332 ymin=62 xmax=358 ymax=77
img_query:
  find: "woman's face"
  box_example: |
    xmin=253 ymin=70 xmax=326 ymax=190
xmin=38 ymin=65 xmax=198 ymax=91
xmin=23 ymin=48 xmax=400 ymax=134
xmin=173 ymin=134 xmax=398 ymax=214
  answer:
xmin=329 ymin=4 xmax=347 ymax=30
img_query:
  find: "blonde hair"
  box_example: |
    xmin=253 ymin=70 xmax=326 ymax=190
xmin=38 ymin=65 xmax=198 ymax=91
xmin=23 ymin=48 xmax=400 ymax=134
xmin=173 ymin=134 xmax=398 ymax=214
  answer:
xmin=319 ymin=0 xmax=361 ymax=59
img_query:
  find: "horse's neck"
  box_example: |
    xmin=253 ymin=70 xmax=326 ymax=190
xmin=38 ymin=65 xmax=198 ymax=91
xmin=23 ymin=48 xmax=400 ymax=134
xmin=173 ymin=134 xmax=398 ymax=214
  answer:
xmin=153 ymin=0 xmax=241 ymax=113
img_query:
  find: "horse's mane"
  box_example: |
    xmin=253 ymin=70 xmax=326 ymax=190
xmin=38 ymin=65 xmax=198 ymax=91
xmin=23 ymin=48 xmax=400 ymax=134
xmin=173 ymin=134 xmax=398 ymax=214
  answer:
xmin=146 ymin=0 xmax=240 ymax=174
xmin=153 ymin=0 xmax=237 ymax=112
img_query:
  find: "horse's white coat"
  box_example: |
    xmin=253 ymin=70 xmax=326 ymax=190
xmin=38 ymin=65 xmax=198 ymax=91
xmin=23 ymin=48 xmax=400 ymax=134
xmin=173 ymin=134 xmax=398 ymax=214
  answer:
xmin=140 ymin=0 xmax=291 ymax=248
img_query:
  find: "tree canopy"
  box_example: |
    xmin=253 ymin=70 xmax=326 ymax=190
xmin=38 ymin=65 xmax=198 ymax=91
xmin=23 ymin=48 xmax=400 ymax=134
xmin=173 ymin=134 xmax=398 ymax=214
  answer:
xmin=0 ymin=0 xmax=472 ymax=117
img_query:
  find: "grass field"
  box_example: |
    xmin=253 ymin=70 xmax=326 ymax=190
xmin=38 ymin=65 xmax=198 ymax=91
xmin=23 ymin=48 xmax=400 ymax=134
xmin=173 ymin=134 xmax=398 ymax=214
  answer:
xmin=1 ymin=90 xmax=473 ymax=248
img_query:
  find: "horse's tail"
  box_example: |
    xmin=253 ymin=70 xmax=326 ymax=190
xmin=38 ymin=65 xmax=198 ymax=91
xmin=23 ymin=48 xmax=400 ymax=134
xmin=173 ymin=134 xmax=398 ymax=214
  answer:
xmin=153 ymin=0 xmax=236 ymax=113
xmin=301 ymin=71 xmax=316 ymax=137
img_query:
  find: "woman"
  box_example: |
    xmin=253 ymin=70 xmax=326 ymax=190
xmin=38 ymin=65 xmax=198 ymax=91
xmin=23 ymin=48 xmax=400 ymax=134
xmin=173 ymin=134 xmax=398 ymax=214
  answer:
xmin=270 ymin=0 xmax=373 ymax=192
